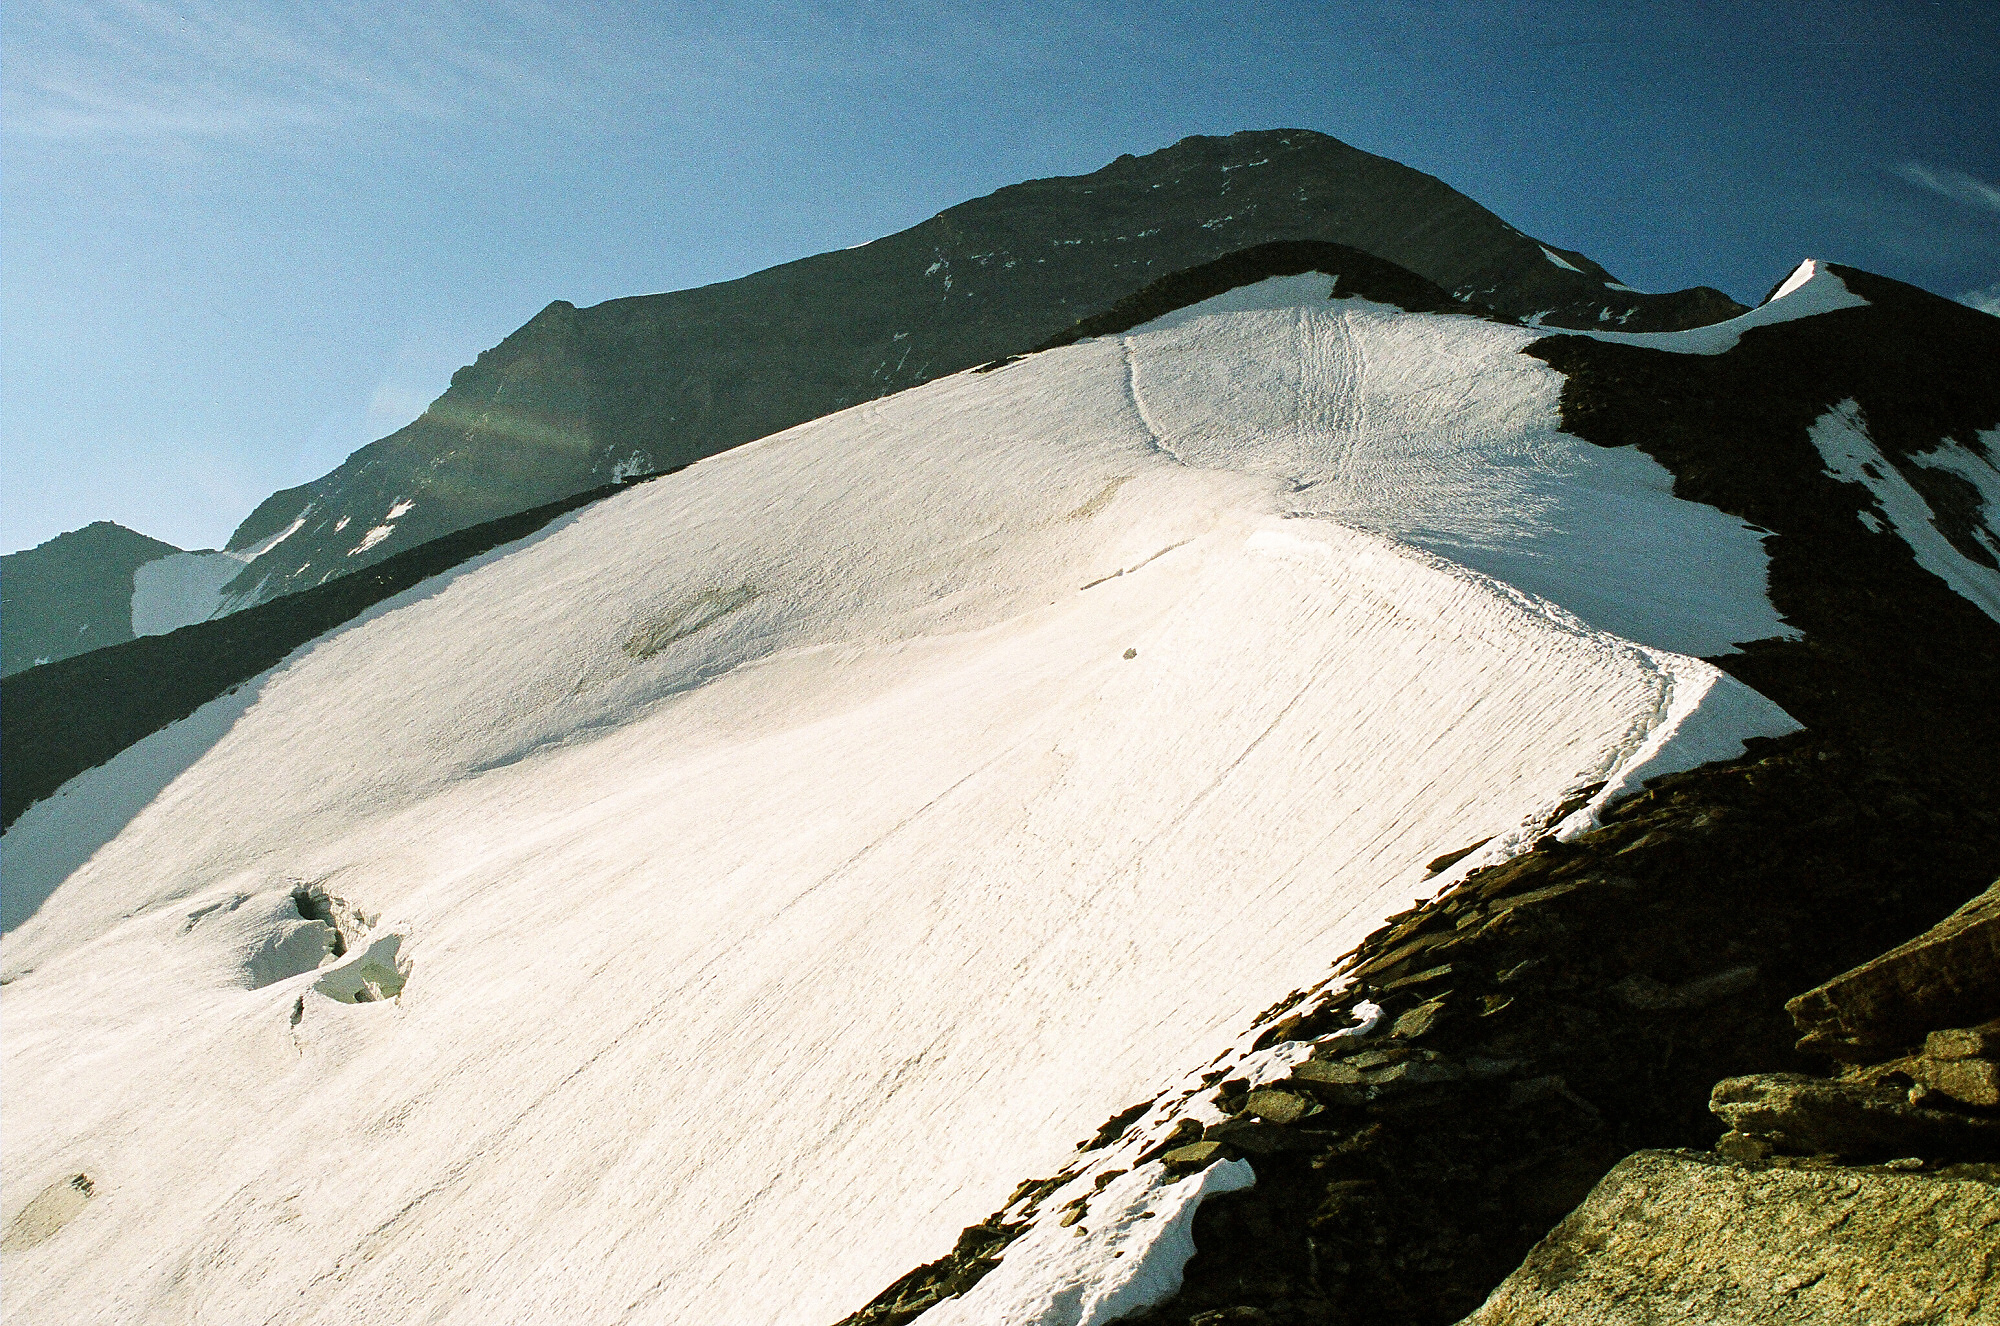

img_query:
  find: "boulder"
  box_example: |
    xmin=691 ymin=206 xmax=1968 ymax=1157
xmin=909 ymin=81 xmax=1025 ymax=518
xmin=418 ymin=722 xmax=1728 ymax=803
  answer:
xmin=1456 ymin=1150 xmax=2000 ymax=1325
xmin=1929 ymin=1018 xmax=2000 ymax=1061
xmin=1917 ymin=1057 xmax=2000 ymax=1110
xmin=1786 ymin=879 xmax=2000 ymax=1061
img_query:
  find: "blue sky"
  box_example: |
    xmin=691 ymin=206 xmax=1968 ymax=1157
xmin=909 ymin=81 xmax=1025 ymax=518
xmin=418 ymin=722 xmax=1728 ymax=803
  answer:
xmin=5 ymin=0 xmax=1997 ymax=553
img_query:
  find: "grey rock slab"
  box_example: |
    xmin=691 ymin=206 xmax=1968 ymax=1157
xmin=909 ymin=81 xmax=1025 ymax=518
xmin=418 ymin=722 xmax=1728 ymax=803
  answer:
xmin=1457 ymin=1150 xmax=2000 ymax=1325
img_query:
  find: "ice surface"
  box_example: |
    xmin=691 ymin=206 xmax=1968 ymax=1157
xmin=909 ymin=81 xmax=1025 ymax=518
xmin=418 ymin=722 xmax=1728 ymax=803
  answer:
xmin=1810 ymin=402 xmax=2000 ymax=622
xmin=2 ymin=277 xmax=1797 ymax=1326
xmin=1539 ymin=246 xmax=1583 ymax=273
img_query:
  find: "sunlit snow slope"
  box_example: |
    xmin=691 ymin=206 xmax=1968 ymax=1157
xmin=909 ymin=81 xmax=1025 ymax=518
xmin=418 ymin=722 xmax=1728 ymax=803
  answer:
xmin=1 ymin=278 xmax=1797 ymax=1326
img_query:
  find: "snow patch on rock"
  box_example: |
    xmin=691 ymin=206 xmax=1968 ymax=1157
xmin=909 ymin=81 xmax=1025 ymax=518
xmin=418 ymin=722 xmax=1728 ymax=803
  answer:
xmin=925 ymin=1160 xmax=1255 ymax=1326
xmin=1811 ymin=401 xmax=2000 ymax=622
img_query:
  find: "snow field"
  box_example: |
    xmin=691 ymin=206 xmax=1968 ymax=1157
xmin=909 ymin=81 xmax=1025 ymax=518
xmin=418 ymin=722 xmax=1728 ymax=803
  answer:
xmin=128 ymin=510 xmax=315 ymax=636
xmin=3 ymin=281 xmax=1798 ymax=1325
xmin=1109 ymin=275 xmax=1794 ymax=655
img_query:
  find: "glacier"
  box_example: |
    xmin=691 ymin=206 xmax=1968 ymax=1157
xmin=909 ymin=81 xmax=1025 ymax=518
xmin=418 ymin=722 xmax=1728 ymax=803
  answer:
xmin=1 ymin=279 xmax=1800 ymax=1325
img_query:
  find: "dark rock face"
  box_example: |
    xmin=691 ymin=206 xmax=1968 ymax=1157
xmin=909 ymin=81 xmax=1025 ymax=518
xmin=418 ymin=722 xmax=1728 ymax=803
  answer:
xmin=212 ymin=129 xmax=1741 ymax=611
xmin=1 ymin=522 xmax=179 ymax=676
xmin=1457 ymin=1151 xmax=2000 ymax=1326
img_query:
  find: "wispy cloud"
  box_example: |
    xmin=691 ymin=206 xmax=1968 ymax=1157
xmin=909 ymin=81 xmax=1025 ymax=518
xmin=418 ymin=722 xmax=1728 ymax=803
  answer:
xmin=1960 ymin=282 xmax=2000 ymax=317
xmin=1895 ymin=161 xmax=2000 ymax=215
xmin=5 ymin=1 xmax=1141 ymax=144
xmin=2 ymin=0 xmax=568 ymax=140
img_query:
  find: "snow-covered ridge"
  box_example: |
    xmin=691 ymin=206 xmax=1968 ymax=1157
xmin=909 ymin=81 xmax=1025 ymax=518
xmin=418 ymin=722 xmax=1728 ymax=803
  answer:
xmin=3 ymin=278 xmax=1796 ymax=1325
xmin=1546 ymin=257 xmax=1869 ymax=356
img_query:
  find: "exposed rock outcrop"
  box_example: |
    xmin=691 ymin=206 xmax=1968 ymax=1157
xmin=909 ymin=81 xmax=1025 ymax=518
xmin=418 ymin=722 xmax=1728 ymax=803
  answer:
xmin=1786 ymin=880 xmax=2000 ymax=1062
xmin=1456 ymin=1151 xmax=2000 ymax=1326
xmin=1709 ymin=1071 xmax=2000 ymax=1161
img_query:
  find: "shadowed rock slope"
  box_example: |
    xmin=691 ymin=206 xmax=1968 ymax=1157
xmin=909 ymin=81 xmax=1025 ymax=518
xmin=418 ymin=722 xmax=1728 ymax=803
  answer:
xmin=212 ymin=129 xmax=1740 ymax=611
xmin=828 ymin=265 xmax=2000 ymax=1325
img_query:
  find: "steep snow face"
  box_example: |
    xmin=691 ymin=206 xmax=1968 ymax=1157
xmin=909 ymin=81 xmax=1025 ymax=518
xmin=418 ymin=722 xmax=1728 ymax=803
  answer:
xmin=2 ymin=283 xmax=1797 ymax=1326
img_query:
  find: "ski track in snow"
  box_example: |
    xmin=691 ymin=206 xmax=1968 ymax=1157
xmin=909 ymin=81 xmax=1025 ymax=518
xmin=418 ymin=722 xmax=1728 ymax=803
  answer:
xmin=1119 ymin=336 xmax=1183 ymax=466
xmin=2 ymin=276 xmax=1804 ymax=1326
